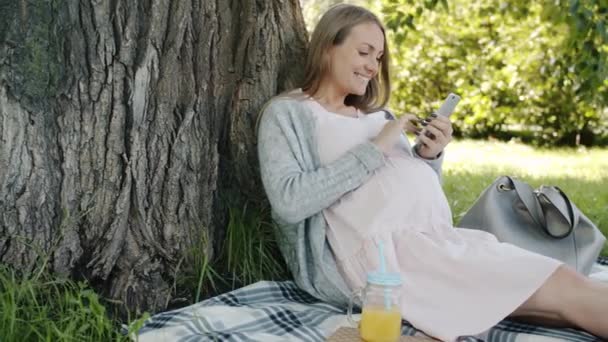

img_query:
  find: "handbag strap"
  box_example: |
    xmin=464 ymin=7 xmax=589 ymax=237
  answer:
xmin=536 ymin=186 xmax=578 ymax=238
xmin=506 ymin=176 xmax=576 ymax=239
xmin=507 ymin=177 xmax=547 ymax=229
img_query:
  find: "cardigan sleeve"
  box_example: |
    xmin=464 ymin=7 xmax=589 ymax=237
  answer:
xmin=257 ymin=101 xmax=385 ymax=224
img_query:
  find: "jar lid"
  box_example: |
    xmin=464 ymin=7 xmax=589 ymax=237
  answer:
xmin=367 ymin=271 xmax=402 ymax=286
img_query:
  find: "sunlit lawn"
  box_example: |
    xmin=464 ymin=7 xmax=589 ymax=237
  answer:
xmin=442 ymin=139 xmax=608 ymax=256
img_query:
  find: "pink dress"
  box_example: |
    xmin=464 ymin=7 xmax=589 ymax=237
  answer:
xmin=307 ymin=99 xmax=561 ymax=341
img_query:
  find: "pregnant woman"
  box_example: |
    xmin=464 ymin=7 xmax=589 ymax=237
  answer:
xmin=256 ymin=4 xmax=608 ymax=340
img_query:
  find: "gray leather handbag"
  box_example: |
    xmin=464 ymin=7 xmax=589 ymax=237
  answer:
xmin=458 ymin=175 xmax=606 ymax=275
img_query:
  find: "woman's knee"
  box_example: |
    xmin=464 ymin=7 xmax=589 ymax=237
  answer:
xmin=513 ymin=265 xmax=586 ymax=320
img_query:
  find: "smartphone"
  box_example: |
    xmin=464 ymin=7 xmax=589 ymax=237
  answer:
xmin=436 ymin=93 xmax=461 ymax=117
xmin=416 ymin=93 xmax=461 ymax=143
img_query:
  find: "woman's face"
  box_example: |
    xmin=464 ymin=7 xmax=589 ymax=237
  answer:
xmin=324 ymin=22 xmax=385 ymax=97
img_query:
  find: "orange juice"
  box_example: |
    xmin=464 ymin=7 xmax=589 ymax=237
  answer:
xmin=359 ymin=306 xmax=401 ymax=342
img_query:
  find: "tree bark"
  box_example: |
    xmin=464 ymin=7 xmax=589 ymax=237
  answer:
xmin=0 ymin=0 xmax=307 ymax=314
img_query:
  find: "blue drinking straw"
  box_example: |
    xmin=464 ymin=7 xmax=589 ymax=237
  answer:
xmin=378 ymin=240 xmax=386 ymax=273
xmin=378 ymin=240 xmax=391 ymax=310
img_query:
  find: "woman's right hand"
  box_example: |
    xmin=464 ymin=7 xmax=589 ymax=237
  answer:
xmin=372 ymin=114 xmax=420 ymax=154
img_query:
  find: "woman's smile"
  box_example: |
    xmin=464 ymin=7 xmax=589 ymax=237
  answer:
xmin=355 ymin=72 xmax=371 ymax=83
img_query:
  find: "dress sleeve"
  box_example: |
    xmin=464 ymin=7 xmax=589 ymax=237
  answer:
xmin=257 ymin=101 xmax=385 ymax=224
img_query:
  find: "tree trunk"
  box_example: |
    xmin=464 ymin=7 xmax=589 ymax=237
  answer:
xmin=0 ymin=0 xmax=308 ymax=314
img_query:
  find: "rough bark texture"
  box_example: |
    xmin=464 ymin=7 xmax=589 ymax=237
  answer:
xmin=0 ymin=0 xmax=307 ymax=314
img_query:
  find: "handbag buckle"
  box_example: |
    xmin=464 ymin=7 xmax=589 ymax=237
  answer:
xmin=497 ymin=183 xmax=513 ymax=192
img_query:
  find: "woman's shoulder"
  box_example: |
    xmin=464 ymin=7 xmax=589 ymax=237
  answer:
xmin=260 ymin=89 xmax=314 ymax=122
xmin=264 ymin=89 xmax=310 ymax=111
xmin=256 ymin=89 xmax=315 ymax=134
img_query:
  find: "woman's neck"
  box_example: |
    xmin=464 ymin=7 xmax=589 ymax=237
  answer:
xmin=308 ymin=82 xmax=351 ymax=114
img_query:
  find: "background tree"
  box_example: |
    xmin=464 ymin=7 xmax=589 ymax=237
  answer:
xmin=379 ymin=0 xmax=608 ymax=146
xmin=0 ymin=0 xmax=307 ymax=315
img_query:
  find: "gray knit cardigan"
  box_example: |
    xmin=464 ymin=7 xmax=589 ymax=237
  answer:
xmin=257 ymin=95 xmax=443 ymax=308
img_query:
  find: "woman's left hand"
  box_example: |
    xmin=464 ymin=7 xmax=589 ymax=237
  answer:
xmin=415 ymin=114 xmax=453 ymax=159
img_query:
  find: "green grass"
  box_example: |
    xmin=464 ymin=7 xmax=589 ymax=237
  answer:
xmin=442 ymin=139 xmax=608 ymax=256
xmin=222 ymin=203 xmax=289 ymax=287
xmin=173 ymin=227 xmax=224 ymax=306
xmin=0 ymin=265 xmax=147 ymax=342
xmin=0 ymin=201 xmax=288 ymax=342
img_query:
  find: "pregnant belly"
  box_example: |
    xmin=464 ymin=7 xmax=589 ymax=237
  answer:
xmin=325 ymin=155 xmax=453 ymax=237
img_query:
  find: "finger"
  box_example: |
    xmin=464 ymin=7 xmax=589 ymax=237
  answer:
xmin=418 ymin=118 xmax=433 ymax=136
xmin=425 ymin=126 xmax=451 ymax=151
xmin=427 ymin=123 xmax=452 ymax=140
xmin=404 ymin=118 xmax=423 ymax=134
xmin=429 ymin=118 xmax=453 ymax=137
xmin=427 ymin=116 xmax=451 ymax=131
xmin=402 ymin=113 xmax=419 ymax=122
xmin=425 ymin=114 xmax=451 ymax=127
xmin=398 ymin=114 xmax=416 ymax=129
xmin=429 ymin=117 xmax=450 ymax=129
xmin=429 ymin=114 xmax=450 ymax=123
xmin=424 ymin=124 xmax=446 ymax=141
xmin=416 ymin=134 xmax=439 ymax=153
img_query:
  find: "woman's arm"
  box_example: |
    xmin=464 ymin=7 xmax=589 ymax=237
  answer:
xmin=258 ymin=103 xmax=385 ymax=224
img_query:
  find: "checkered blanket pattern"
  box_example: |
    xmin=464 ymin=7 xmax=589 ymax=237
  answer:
xmin=136 ymin=258 xmax=607 ymax=342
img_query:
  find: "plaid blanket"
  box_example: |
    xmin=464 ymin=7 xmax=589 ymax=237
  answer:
xmin=137 ymin=258 xmax=607 ymax=342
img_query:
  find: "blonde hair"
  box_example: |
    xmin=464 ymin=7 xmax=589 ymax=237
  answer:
xmin=301 ymin=4 xmax=391 ymax=113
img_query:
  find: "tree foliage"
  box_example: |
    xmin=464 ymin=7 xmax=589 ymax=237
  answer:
xmin=379 ymin=0 xmax=607 ymax=146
